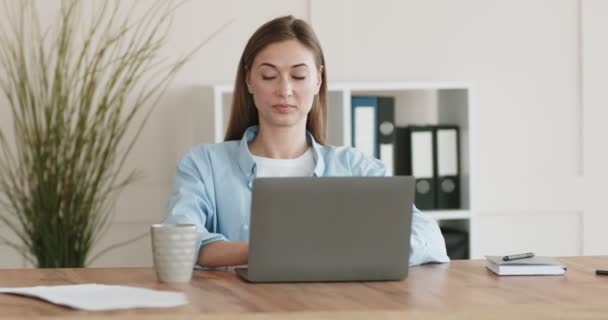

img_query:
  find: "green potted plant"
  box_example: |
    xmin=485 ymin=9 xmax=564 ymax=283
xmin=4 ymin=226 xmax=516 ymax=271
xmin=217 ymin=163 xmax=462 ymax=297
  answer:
xmin=0 ymin=0 xmax=216 ymax=267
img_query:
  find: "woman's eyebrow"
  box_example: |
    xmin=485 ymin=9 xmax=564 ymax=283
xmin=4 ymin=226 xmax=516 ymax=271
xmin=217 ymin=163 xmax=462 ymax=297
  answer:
xmin=257 ymin=62 xmax=309 ymax=69
xmin=290 ymin=63 xmax=309 ymax=69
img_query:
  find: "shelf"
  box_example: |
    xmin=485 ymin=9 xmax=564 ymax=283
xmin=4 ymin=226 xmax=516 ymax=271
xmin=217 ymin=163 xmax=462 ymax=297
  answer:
xmin=424 ymin=210 xmax=471 ymax=221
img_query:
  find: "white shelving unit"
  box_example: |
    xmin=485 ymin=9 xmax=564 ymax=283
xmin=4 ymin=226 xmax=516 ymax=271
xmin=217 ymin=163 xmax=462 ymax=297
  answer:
xmin=199 ymin=82 xmax=476 ymax=258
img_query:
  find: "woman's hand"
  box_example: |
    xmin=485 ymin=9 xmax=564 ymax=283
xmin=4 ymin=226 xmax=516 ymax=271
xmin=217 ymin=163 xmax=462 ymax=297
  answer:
xmin=197 ymin=241 xmax=249 ymax=267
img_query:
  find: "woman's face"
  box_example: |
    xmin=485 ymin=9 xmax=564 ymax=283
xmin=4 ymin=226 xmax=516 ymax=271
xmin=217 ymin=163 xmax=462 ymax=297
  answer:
xmin=246 ymin=40 xmax=322 ymax=131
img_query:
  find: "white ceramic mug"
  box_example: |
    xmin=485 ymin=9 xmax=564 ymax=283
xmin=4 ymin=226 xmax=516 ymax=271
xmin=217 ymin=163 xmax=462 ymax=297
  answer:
xmin=150 ymin=224 xmax=198 ymax=283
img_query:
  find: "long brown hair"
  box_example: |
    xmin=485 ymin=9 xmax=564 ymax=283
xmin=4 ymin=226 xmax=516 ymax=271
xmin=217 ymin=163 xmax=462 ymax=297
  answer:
xmin=223 ymin=15 xmax=328 ymax=144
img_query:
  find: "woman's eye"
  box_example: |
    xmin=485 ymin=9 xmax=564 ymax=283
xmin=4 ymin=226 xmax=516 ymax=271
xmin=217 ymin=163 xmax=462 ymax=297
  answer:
xmin=292 ymin=76 xmax=306 ymax=80
xmin=262 ymin=75 xmax=276 ymax=80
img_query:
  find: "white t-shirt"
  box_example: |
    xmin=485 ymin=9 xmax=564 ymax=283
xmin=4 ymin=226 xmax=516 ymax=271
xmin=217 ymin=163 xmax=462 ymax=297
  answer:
xmin=252 ymin=148 xmax=315 ymax=177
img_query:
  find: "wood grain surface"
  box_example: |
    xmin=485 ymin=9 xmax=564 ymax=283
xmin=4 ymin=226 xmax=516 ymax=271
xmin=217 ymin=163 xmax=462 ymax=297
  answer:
xmin=0 ymin=256 xmax=606 ymax=319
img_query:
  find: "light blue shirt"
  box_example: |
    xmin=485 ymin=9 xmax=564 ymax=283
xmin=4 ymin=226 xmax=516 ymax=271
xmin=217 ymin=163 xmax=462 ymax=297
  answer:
xmin=165 ymin=126 xmax=449 ymax=266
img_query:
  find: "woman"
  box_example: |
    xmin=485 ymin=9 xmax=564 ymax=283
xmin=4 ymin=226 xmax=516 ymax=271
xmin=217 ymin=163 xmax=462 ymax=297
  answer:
xmin=165 ymin=15 xmax=449 ymax=268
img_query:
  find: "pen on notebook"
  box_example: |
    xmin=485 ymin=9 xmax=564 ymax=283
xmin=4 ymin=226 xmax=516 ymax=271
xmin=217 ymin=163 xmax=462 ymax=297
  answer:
xmin=502 ymin=252 xmax=535 ymax=261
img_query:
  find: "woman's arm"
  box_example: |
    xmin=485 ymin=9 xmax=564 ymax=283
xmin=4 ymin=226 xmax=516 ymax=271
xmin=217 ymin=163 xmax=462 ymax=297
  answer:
xmin=198 ymin=241 xmax=249 ymax=267
xmin=166 ymin=151 xmax=234 ymax=268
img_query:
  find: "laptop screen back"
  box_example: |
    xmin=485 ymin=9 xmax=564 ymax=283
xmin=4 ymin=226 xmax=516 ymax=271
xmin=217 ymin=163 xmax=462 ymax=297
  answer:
xmin=247 ymin=176 xmax=414 ymax=282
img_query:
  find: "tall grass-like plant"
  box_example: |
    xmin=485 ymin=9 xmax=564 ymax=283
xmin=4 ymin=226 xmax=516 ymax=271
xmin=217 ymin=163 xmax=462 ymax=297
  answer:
xmin=0 ymin=0 xmax=217 ymax=267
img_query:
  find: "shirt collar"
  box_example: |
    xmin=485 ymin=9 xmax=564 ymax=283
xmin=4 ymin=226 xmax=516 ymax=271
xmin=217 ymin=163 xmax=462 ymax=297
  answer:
xmin=237 ymin=125 xmax=325 ymax=179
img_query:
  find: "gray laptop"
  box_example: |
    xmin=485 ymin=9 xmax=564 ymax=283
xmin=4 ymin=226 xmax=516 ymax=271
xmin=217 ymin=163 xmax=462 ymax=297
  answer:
xmin=235 ymin=176 xmax=415 ymax=283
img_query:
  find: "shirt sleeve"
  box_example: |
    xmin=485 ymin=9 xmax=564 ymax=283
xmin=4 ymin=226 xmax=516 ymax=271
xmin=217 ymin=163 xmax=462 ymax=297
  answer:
xmin=164 ymin=152 xmax=228 ymax=267
xmin=349 ymin=149 xmax=450 ymax=266
xmin=408 ymin=205 xmax=450 ymax=266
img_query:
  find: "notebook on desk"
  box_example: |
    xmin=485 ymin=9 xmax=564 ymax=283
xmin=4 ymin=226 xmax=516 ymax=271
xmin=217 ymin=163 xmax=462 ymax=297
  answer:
xmin=235 ymin=176 xmax=415 ymax=283
xmin=485 ymin=256 xmax=567 ymax=276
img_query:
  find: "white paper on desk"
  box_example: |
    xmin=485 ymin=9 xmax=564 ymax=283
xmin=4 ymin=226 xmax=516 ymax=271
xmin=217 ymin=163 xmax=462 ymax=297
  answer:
xmin=0 ymin=284 xmax=188 ymax=311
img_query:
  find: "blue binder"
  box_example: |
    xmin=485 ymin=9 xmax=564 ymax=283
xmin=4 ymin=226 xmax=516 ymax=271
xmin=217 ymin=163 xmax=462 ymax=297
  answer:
xmin=351 ymin=97 xmax=378 ymax=158
xmin=351 ymin=96 xmax=396 ymax=174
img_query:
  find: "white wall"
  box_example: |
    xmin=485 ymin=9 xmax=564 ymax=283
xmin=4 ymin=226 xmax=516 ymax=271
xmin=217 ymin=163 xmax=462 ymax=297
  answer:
xmin=582 ymin=0 xmax=608 ymax=255
xmin=0 ymin=0 xmax=605 ymax=266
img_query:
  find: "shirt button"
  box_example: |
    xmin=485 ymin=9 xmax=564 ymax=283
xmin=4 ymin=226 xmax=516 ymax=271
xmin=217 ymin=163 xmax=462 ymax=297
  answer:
xmin=242 ymin=224 xmax=250 ymax=241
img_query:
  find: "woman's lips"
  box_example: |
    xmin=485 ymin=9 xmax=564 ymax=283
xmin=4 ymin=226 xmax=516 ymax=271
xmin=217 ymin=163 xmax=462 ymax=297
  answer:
xmin=272 ymin=104 xmax=295 ymax=113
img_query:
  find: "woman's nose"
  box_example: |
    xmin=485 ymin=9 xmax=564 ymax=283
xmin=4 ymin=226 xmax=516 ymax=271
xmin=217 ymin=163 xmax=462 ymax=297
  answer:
xmin=276 ymin=77 xmax=293 ymax=98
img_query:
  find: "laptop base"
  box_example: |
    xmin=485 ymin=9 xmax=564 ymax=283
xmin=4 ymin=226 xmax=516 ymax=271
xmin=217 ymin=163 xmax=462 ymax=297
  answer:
xmin=235 ymin=267 xmax=251 ymax=282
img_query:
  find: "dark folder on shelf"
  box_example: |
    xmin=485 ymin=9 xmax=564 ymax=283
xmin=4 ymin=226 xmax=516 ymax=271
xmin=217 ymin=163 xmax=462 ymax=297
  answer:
xmin=376 ymin=97 xmax=395 ymax=175
xmin=434 ymin=126 xmax=461 ymax=209
xmin=394 ymin=126 xmax=436 ymax=210
xmin=441 ymin=227 xmax=469 ymax=259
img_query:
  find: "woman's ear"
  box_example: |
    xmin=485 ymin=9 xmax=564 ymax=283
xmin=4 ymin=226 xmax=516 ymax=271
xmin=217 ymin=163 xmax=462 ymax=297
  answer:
xmin=315 ymin=65 xmax=324 ymax=94
xmin=245 ymin=66 xmax=253 ymax=94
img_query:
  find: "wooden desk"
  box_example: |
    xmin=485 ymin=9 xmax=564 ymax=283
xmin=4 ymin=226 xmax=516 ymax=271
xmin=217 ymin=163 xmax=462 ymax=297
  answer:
xmin=0 ymin=256 xmax=607 ymax=319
